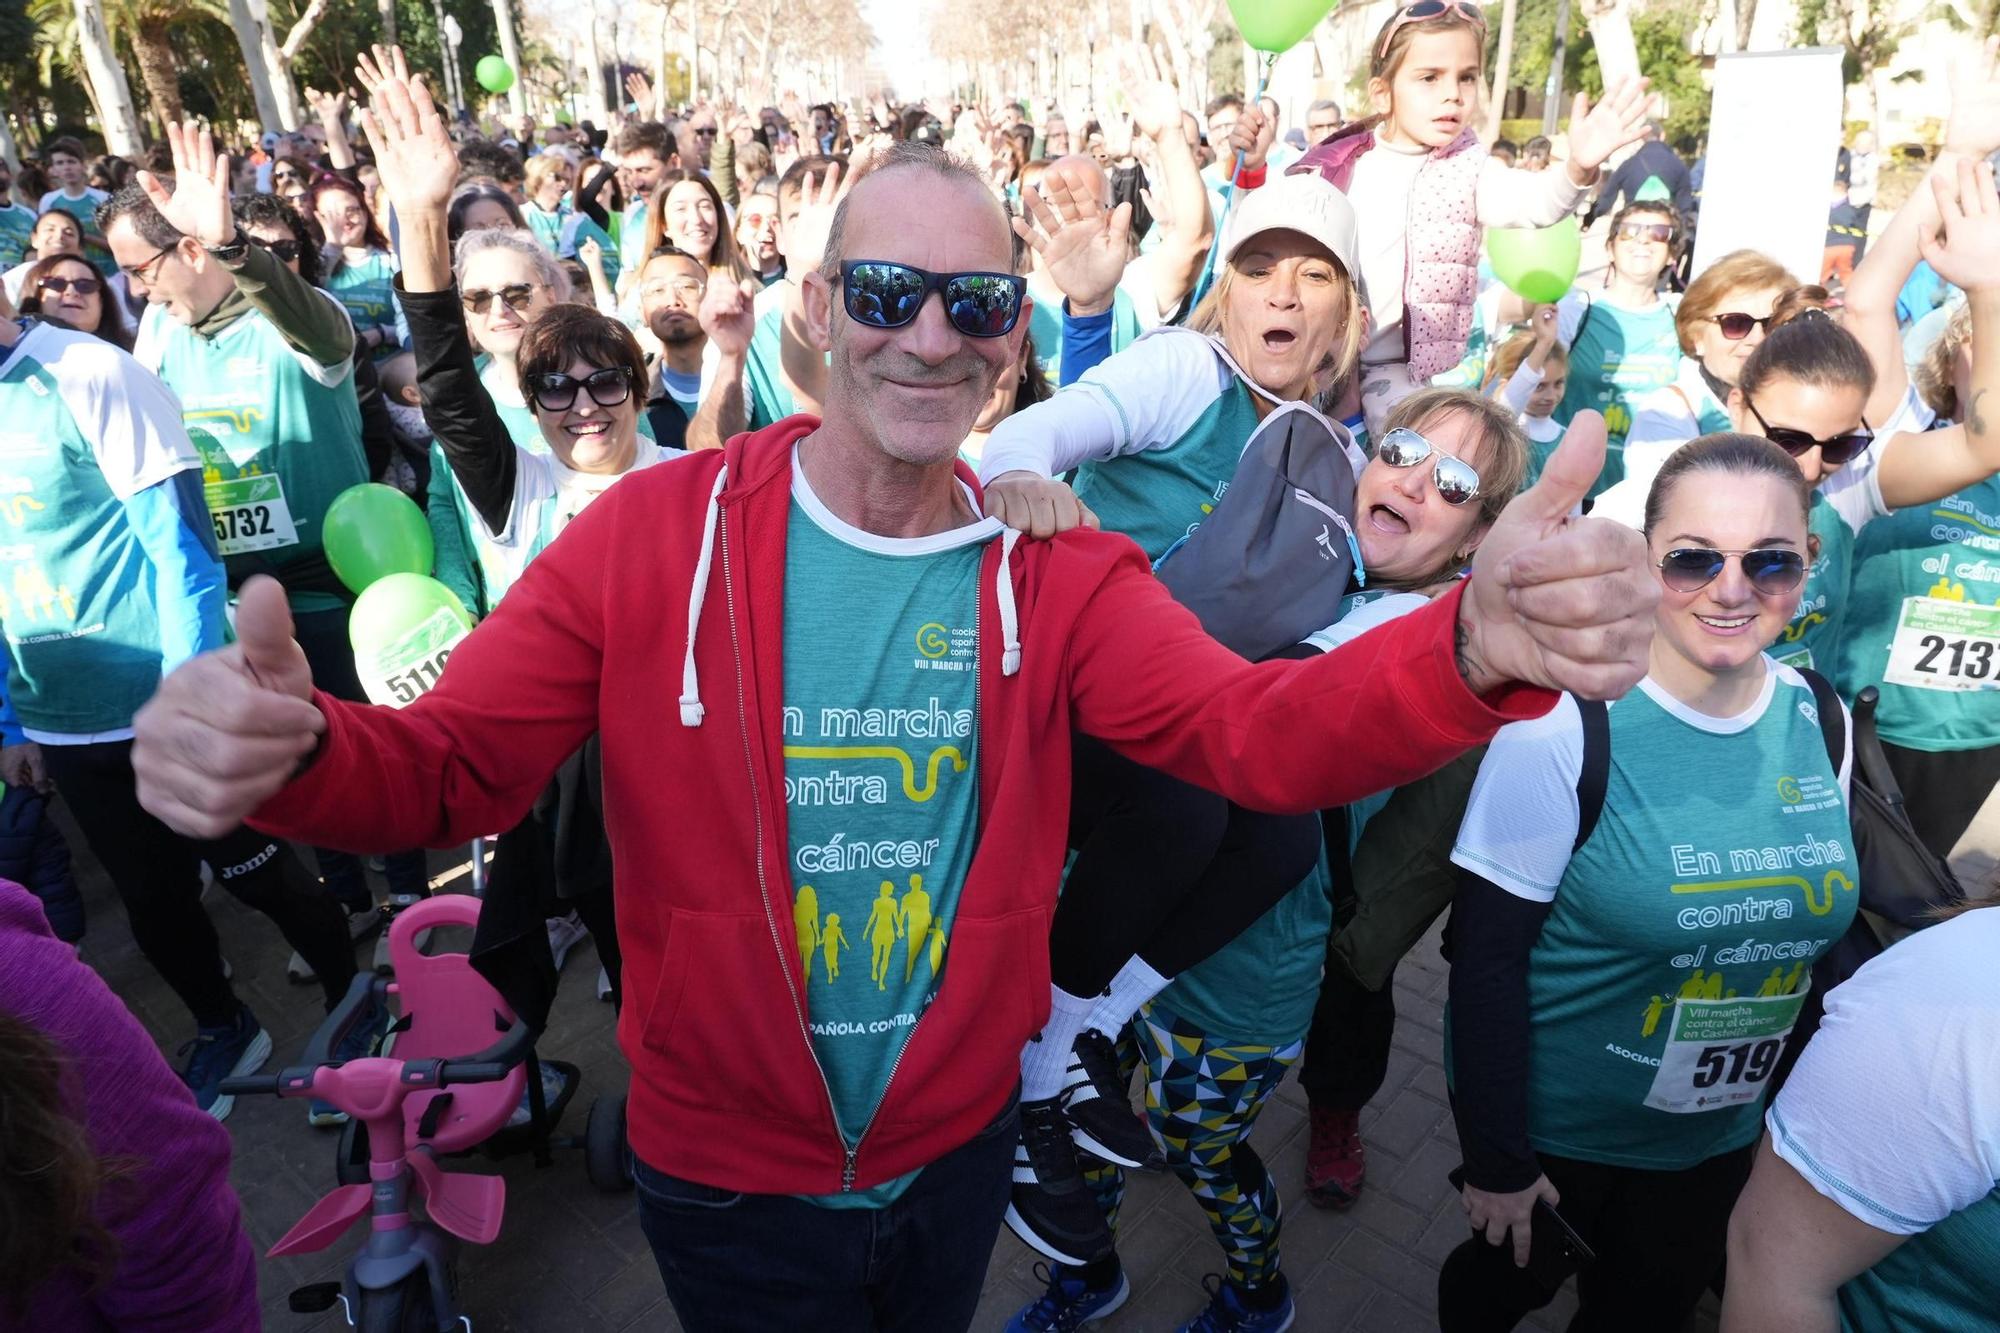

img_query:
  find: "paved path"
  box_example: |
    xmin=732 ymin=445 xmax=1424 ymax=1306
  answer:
xmin=67 ymin=814 xmax=1718 ymax=1332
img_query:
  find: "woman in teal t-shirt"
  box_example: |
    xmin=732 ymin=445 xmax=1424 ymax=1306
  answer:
xmin=307 ymin=176 xmax=400 ymax=362
xmin=1442 ymin=436 xmax=1860 ymax=1332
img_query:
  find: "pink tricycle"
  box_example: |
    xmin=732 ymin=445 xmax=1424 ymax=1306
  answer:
xmin=220 ymin=894 xmax=631 ymax=1331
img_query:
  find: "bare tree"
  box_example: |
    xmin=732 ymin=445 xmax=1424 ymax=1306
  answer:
xmin=72 ymin=0 xmax=145 ymax=154
xmin=224 ymin=0 xmax=333 ymax=130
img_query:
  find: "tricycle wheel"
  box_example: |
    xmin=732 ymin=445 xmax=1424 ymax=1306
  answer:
xmin=585 ymin=1094 xmax=633 ymax=1193
xmin=356 ymin=1271 xmax=438 ymax=1333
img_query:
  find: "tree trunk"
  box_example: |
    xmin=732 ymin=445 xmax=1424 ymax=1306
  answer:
xmin=226 ymin=0 xmax=290 ymax=129
xmin=0 ymin=107 xmax=22 ymax=174
xmin=132 ymin=19 xmax=187 ymax=127
xmin=377 ymin=0 xmax=396 ymax=45
xmin=71 ymin=0 xmax=145 ymax=155
xmin=490 ymin=0 xmax=527 ymax=115
xmin=1735 ymin=0 xmax=1758 ymax=52
xmin=583 ymin=0 xmax=608 ymax=123
xmin=1542 ymin=0 xmax=1571 ymax=137
xmin=1582 ymin=0 xmax=1641 ymax=89
xmin=1487 ymin=0 xmax=1520 ymax=139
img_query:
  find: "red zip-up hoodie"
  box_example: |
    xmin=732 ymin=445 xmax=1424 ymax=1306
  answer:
xmin=252 ymin=418 xmax=1552 ymax=1197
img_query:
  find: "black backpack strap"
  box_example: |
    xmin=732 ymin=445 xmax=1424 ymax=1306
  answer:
xmin=1573 ymin=698 xmax=1610 ymax=853
xmin=1797 ymin=667 xmax=1846 ymax=776
xmin=1570 ymin=294 xmax=1595 ymax=349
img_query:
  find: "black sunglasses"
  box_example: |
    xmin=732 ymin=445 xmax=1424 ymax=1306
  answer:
xmin=1658 ymin=547 xmax=1807 ymax=596
xmin=260 ymin=238 xmax=301 ymax=263
xmin=528 ymin=367 xmax=635 ymax=413
xmin=1376 ymin=426 xmax=1482 ymax=507
xmin=36 ymin=274 xmax=101 ymax=296
xmin=462 ymin=282 xmax=540 ymax=315
xmin=838 ymin=261 xmax=1026 ymax=338
xmin=1743 ymin=397 xmax=1873 ymax=466
xmin=1712 ymin=311 xmax=1774 ymax=340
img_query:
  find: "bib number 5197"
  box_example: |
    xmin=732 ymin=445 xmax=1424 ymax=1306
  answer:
xmin=1691 ymin=1038 xmax=1784 ymax=1090
xmin=1644 ymin=989 xmax=1807 ymax=1114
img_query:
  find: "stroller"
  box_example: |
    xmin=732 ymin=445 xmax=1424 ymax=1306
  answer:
xmin=222 ymin=894 xmax=632 ymax=1330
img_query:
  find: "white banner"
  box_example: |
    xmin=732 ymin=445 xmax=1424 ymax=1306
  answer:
xmin=1690 ymin=49 xmax=1846 ymax=286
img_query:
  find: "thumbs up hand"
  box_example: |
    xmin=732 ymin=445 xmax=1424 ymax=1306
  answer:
xmin=134 ymin=576 xmax=325 ymax=838
xmin=1455 ymin=411 xmax=1659 ymax=701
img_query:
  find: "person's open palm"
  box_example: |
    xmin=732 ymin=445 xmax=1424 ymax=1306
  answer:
xmin=1565 ymin=75 xmax=1653 ymax=173
xmin=1459 ymin=411 xmax=1659 ymax=700
xmin=1015 ymin=173 xmax=1130 ymax=315
xmin=1121 ymin=45 xmax=1184 ymax=144
xmin=1920 ymin=158 xmax=2000 ymax=293
xmin=355 ymin=45 xmax=459 ymax=215
xmin=1945 ymin=37 xmax=2000 ymax=157
xmin=784 ymin=163 xmax=848 ymax=276
xmin=137 ymin=120 xmax=235 ymax=248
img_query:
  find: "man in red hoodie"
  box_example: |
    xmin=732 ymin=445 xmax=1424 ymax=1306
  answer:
xmin=132 ymin=63 xmax=1657 ymax=1333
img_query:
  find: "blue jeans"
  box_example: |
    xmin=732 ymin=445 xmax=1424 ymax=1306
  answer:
xmin=634 ymin=1100 xmax=1017 ymax=1332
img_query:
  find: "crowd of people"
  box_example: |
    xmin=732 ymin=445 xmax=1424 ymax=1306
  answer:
xmin=0 ymin=9 xmax=1996 ymax=1333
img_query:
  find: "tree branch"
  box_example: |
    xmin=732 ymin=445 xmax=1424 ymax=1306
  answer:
xmin=280 ymin=0 xmax=331 ymax=64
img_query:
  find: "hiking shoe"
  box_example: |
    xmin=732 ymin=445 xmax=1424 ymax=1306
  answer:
xmin=1063 ymin=1029 xmax=1163 ymax=1170
xmin=1179 ymin=1274 xmax=1294 ymax=1333
xmin=288 ymin=906 xmax=384 ymax=983
xmin=309 ymin=996 xmax=387 ymax=1127
xmin=1004 ymin=1098 xmax=1115 ymax=1266
xmin=546 ymin=912 xmax=589 ymax=972
xmin=1304 ymin=1103 xmax=1365 ymax=1209
xmin=1006 ymin=1261 xmax=1130 ymax=1331
xmin=179 ymin=1007 xmax=271 ymax=1122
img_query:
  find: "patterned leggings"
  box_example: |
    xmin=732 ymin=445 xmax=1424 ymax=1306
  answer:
xmin=1084 ymin=1004 xmax=1302 ymax=1290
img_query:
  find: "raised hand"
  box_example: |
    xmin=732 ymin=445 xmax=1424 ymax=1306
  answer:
xmin=1565 ymin=75 xmax=1654 ymax=176
xmin=1458 ymin=411 xmax=1659 ymax=700
xmin=137 ymin=120 xmax=236 ymax=248
xmin=1120 ymin=44 xmax=1185 ymax=145
xmin=303 ymin=85 xmax=350 ymax=130
xmin=625 ymin=71 xmax=659 ymax=119
xmin=699 ymin=276 xmax=758 ymax=359
xmin=354 ymin=45 xmax=460 ymax=218
xmin=782 ymin=163 xmax=848 ymax=277
xmin=132 ymin=576 xmax=325 ymax=839
xmin=1944 ymin=36 xmax=2000 ymax=158
xmin=1014 ymin=170 xmax=1131 ymax=316
xmin=1531 ymin=303 xmax=1559 ymax=347
xmin=1919 ymin=158 xmax=2000 ymax=294
xmin=1227 ymin=101 xmax=1276 ymax=174
xmin=578 ymin=236 xmax=606 ymax=273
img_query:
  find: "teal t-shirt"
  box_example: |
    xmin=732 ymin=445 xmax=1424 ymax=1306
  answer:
xmin=0 ymin=204 xmax=34 ymax=269
xmin=1026 ymin=287 xmax=1143 ymax=386
xmin=0 ymin=321 xmax=213 ymax=733
xmin=1451 ymin=669 xmax=1859 ymax=1171
xmin=745 ymin=303 xmax=798 ymax=431
xmin=1554 ymin=291 xmax=1684 ymax=498
xmin=781 ymin=470 xmax=990 ymax=1207
xmin=324 ymin=248 xmax=401 ymax=355
xmin=1071 ymin=379 xmax=1263 ymax=564
xmin=1840 ymin=1189 xmax=2000 ymax=1332
xmin=140 ymin=304 xmax=367 ymax=614
xmin=1834 ymin=476 xmax=2000 ymax=751
xmin=1772 ymin=492 xmax=1859 ymax=673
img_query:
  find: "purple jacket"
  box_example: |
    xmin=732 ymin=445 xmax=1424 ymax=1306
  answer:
xmin=0 ymin=882 xmax=258 ymax=1333
xmin=1291 ymin=121 xmax=1488 ymax=381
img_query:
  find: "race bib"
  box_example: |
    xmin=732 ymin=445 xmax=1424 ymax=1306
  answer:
xmin=1643 ymin=988 xmax=1807 ymax=1114
xmin=204 ymin=473 xmax=299 ymax=555
xmin=1883 ymin=595 xmax=2000 ymax=691
xmin=355 ymin=607 xmax=468 ymax=708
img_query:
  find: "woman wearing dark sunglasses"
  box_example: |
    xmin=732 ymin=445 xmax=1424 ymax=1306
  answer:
xmin=1675 ymin=249 xmax=1803 ymax=400
xmin=1443 ymin=433 xmax=1858 ymax=1333
xmin=18 ymin=253 xmax=129 ymax=349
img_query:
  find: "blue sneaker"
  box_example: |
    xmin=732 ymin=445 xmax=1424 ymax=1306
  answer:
xmin=1178 ymin=1274 xmax=1294 ymax=1333
xmin=1006 ymin=1261 xmax=1129 ymax=1332
xmin=309 ymin=997 xmax=386 ymax=1127
xmin=178 ymin=1007 xmax=272 ymax=1123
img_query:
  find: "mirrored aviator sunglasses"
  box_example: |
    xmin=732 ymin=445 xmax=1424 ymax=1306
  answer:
xmin=1376 ymin=426 xmax=1482 ymax=506
xmin=840 ymin=260 xmax=1026 ymax=338
xmin=1658 ymin=546 xmax=1807 ymax=596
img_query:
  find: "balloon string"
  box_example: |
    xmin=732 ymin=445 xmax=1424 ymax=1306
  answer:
xmin=1192 ymin=49 xmax=1279 ymax=309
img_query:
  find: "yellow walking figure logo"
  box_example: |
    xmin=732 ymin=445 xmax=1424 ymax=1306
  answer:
xmin=820 ymin=912 xmax=848 ymax=983
xmin=793 ymin=884 xmax=820 ymax=977
xmin=867 ymin=882 xmax=902 ymax=991
xmin=900 ymin=875 xmax=932 ymax=983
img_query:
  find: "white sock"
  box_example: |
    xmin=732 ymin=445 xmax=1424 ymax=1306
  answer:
xmin=1021 ymin=986 xmax=1095 ymax=1101
xmin=1085 ymin=956 xmax=1173 ymax=1042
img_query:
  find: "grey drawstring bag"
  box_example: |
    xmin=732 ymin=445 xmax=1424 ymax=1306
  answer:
xmin=1154 ymin=341 xmax=1368 ymax=660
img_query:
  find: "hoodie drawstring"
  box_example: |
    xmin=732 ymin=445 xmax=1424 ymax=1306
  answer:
xmin=679 ymin=464 xmax=727 ymax=727
xmin=997 ymin=527 xmax=1022 ymax=678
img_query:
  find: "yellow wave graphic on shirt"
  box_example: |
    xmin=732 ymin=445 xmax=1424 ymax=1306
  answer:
xmin=783 ymin=744 xmax=968 ymax=802
xmin=1670 ymin=869 xmax=1855 ymax=916
xmin=185 ymin=407 xmax=268 ymax=435
xmin=1934 ymin=508 xmax=2000 ymax=538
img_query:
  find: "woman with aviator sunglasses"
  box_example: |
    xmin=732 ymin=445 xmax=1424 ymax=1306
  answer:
xmin=1441 ymin=434 xmax=1859 ymax=1333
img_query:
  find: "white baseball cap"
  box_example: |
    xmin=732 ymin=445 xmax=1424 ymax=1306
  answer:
xmin=1220 ymin=171 xmax=1360 ymax=277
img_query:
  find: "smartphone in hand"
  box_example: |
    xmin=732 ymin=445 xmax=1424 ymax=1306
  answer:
xmin=1447 ymin=1166 xmax=1597 ymax=1293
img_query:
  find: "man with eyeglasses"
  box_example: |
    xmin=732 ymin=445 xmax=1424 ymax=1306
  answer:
xmin=1306 ymin=98 xmax=1344 ymax=145
xmin=635 ymin=244 xmax=753 ymax=450
xmin=135 ymin=111 xmax=1662 ymax=1327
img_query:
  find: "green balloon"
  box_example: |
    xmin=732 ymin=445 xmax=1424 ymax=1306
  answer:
xmin=475 ymin=55 xmax=515 ymax=94
xmin=323 ymin=483 xmax=434 ymax=595
xmin=1486 ymin=216 xmax=1583 ymax=304
xmin=349 ymin=574 xmax=473 ymax=707
xmin=1228 ymin=0 xmax=1337 ymax=52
